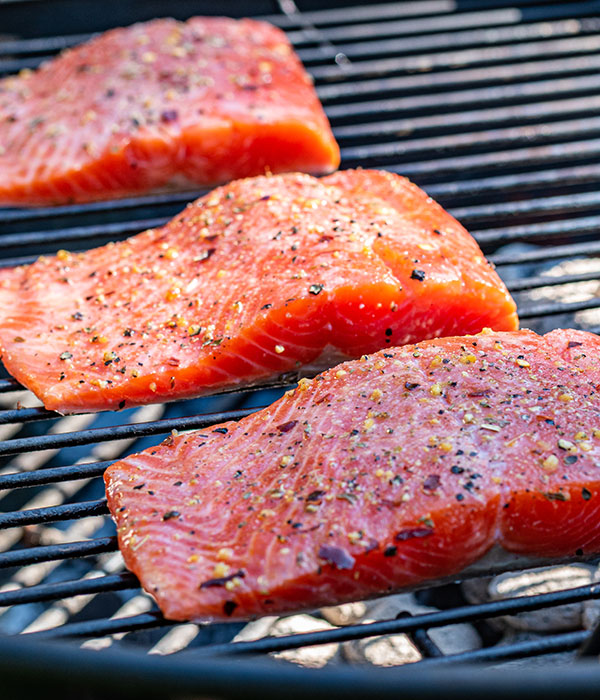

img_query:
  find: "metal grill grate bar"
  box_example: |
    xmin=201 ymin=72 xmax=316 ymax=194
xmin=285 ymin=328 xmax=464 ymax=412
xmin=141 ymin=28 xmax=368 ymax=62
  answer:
xmin=0 ymin=2 xmax=587 ymax=58
xmin=517 ymin=297 xmax=600 ymax=319
xmin=30 ymin=611 xmax=170 ymax=639
xmin=272 ymin=0 xmax=570 ymax=27
xmin=506 ymin=270 xmax=600 ymax=293
xmin=473 ymin=215 xmax=600 ymax=247
xmin=310 ymin=35 xmax=600 ymax=81
xmin=0 ymin=499 xmax=108 ymax=528
xmin=0 ymin=461 xmax=112 ymax=490
xmin=0 ymin=1 xmax=461 ymax=58
xmin=0 ymin=379 xmax=23 ymax=393
xmin=21 ymin=581 xmax=600 ymax=642
xmin=0 ymin=572 xmax=137 ymax=607
xmin=386 ymin=137 xmax=600 ymax=180
xmin=297 ymin=18 xmax=600 ymax=64
xmin=0 ymin=406 xmax=60 ymax=426
xmin=334 ymin=96 xmax=600 ymax=146
xmin=341 ymin=116 xmax=600 ymax=165
xmin=0 ymin=191 xmax=203 ymax=226
xmin=2 ymin=12 xmax=599 ymax=77
xmin=405 ymin=619 xmax=444 ymax=659
xmin=490 ymin=239 xmax=600 ymax=266
xmin=418 ymin=631 xmax=589 ymax=666
xmin=426 ymin=163 xmax=600 ymax=201
xmin=317 ymin=53 xmax=600 ymax=102
xmin=0 ymin=407 xmax=261 ymax=457
xmin=299 ymin=3 xmax=600 ymax=44
xmin=327 ymin=74 xmax=600 ymax=122
xmin=0 ymin=537 xmax=117 ymax=569
xmin=452 ymin=190 xmax=600 ymax=227
xmin=287 ymin=8 xmax=527 ymax=44
xmin=0 ymin=218 xmax=168 ymax=250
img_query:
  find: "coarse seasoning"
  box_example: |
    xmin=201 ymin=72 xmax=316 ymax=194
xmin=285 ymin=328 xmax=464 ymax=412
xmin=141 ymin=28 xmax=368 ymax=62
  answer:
xmin=106 ymin=327 xmax=600 ymax=621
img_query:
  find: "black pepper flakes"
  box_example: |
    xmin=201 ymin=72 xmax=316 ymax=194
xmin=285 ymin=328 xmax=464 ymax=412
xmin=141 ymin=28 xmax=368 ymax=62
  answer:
xmin=223 ymin=600 xmax=238 ymax=616
xmin=200 ymin=569 xmax=246 ymax=589
xmin=582 ymin=488 xmax=592 ymax=501
xmin=410 ymin=269 xmax=426 ymax=282
xmin=162 ymin=510 xmax=180 ymax=521
xmin=59 ymin=352 xmax=73 ymax=360
xmin=308 ymin=284 xmax=324 ymax=295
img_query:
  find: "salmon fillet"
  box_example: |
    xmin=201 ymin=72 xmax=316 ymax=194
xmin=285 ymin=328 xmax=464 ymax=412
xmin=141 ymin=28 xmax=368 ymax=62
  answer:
xmin=0 ymin=170 xmax=517 ymax=413
xmin=105 ymin=328 xmax=600 ymax=622
xmin=0 ymin=17 xmax=339 ymax=206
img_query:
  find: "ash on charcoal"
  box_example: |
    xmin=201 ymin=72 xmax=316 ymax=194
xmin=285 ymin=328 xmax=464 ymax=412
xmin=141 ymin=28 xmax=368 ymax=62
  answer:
xmin=463 ymin=564 xmax=595 ymax=633
xmin=491 ymin=242 xmax=600 ymax=333
xmin=270 ymin=614 xmax=341 ymax=668
xmin=341 ymin=593 xmax=480 ymax=666
xmin=526 ymin=257 xmax=600 ymax=329
xmin=343 ymin=625 xmax=421 ymax=667
xmin=583 ymin=567 xmax=600 ymax=631
xmin=321 ymin=601 xmax=368 ymax=627
xmin=234 ymin=614 xmax=340 ymax=668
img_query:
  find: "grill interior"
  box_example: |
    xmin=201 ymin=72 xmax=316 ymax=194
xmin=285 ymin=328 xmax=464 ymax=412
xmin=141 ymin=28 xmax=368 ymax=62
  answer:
xmin=2 ymin=0 xmax=600 ymax=696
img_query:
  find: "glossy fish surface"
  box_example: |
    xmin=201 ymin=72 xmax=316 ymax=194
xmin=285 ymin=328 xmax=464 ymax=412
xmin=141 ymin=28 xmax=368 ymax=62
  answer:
xmin=105 ymin=328 xmax=600 ymax=621
xmin=0 ymin=170 xmax=517 ymax=413
xmin=0 ymin=17 xmax=339 ymax=205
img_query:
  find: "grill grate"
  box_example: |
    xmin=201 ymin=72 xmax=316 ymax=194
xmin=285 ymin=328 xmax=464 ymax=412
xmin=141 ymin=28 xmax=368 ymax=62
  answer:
xmin=2 ymin=0 xmax=600 ymax=696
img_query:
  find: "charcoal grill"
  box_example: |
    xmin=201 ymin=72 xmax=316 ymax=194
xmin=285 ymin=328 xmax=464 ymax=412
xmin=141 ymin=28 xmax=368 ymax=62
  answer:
xmin=2 ymin=0 xmax=600 ymax=697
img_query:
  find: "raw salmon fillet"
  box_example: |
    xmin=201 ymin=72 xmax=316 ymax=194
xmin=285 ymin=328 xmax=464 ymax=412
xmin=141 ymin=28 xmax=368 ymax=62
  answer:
xmin=105 ymin=328 xmax=600 ymax=622
xmin=0 ymin=170 xmax=517 ymax=413
xmin=0 ymin=17 xmax=339 ymax=206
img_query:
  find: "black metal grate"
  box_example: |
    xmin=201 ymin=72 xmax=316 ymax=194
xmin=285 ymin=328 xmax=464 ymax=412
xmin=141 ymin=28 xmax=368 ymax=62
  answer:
xmin=2 ymin=0 xmax=600 ymax=696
